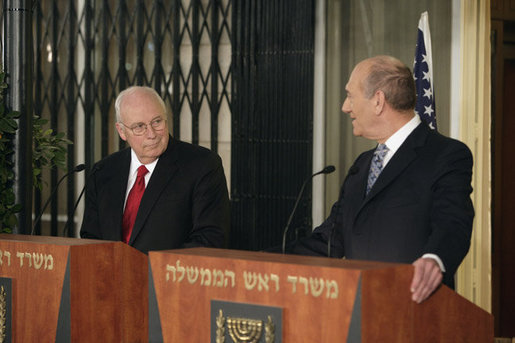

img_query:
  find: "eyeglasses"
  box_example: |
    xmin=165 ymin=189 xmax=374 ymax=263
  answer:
xmin=120 ymin=117 xmax=166 ymax=136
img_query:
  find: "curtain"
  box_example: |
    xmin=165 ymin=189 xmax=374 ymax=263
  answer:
xmin=231 ymin=0 xmax=315 ymax=250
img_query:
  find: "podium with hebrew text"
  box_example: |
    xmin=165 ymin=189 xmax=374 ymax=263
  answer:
xmin=149 ymin=248 xmax=493 ymax=343
xmin=0 ymin=234 xmax=148 ymax=342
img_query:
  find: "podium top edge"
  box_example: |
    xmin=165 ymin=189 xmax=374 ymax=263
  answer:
xmin=148 ymin=247 xmax=410 ymax=271
xmin=0 ymin=233 xmax=117 ymax=247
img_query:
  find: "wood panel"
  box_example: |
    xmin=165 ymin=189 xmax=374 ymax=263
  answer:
xmin=150 ymin=249 xmax=364 ymax=342
xmin=492 ymin=18 xmax=515 ymax=338
xmin=0 ymin=236 xmax=69 ymax=341
xmin=149 ymin=248 xmax=493 ymax=343
xmin=492 ymin=0 xmax=515 ymax=20
xmin=499 ymin=58 xmax=515 ymax=338
xmin=0 ymin=234 xmax=148 ymax=342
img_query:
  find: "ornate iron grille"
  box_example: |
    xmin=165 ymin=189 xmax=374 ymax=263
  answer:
xmin=2 ymin=0 xmax=315 ymax=252
xmin=28 ymin=0 xmax=233 ymax=236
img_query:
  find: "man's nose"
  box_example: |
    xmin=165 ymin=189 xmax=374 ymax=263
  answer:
xmin=145 ymin=124 xmax=157 ymax=138
xmin=341 ymin=98 xmax=350 ymax=113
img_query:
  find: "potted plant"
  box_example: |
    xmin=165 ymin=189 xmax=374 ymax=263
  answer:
xmin=0 ymin=67 xmax=70 ymax=233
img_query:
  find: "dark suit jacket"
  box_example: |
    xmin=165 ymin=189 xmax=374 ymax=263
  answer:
xmin=80 ymin=137 xmax=230 ymax=254
xmin=291 ymin=123 xmax=474 ymax=288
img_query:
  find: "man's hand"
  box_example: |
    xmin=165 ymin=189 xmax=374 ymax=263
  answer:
xmin=410 ymin=257 xmax=443 ymax=303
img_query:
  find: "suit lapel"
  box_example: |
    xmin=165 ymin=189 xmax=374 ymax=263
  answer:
xmin=358 ymin=124 xmax=429 ymax=210
xmin=105 ymin=149 xmax=131 ymax=240
xmin=128 ymin=138 xmax=180 ymax=245
xmin=349 ymin=154 xmax=372 ymax=201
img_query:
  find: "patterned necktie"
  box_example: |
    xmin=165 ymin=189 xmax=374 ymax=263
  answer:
xmin=122 ymin=165 xmax=148 ymax=243
xmin=366 ymin=144 xmax=389 ymax=195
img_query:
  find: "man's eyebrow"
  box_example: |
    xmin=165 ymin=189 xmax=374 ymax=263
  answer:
xmin=130 ymin=116 xmax=163 ymax=126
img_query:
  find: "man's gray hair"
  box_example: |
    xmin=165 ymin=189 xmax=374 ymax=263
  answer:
xmin=362 ymin=55 xmax=416 ymax=111
xmin=115 ymin=86 xmax=167 ymax=122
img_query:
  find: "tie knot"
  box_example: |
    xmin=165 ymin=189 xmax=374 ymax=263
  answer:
xmin=376 ymin=143 xmax=388 ymax=152
xmin=374 ymin=144 xmax=389 ymax=158
xmin=137 ymin=165 xmax=149 ymax=178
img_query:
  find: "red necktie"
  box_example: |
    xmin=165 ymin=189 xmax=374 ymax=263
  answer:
xmin=122 ymin=165 xmax=148 ymax=243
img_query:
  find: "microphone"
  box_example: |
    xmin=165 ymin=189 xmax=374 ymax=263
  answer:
xmin=31 ymin=164 xmax=86 ymax=235
xmin=327 ymin=165 xmax=359 ymax=257
xmin=282 ymin=165 xmax=335 ymax=254
xmin=62 ymin=163 xmax=102 ymax=237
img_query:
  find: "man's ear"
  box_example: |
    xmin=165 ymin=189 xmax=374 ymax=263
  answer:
xmin=374 ymin=90 xmax=386 ymax=115
xmin=115 ymin=122 xmax=128 ymax=141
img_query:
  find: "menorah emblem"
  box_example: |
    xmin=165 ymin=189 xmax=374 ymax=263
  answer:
xmin=0 ymin=286 xmax=6 ymax=343
xmin=226 ymin=316 xmax=263 ymax=343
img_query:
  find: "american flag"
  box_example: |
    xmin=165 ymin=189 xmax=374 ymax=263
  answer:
xmin=413 ymin=11 xmax=437 ymax=130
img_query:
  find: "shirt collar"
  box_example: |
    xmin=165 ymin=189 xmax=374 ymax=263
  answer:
xmin=379 ymin=114 xmax=421 ymax=167
xmin=129 ymin=149 xmax=158 ymax=178
xmin=384 ymin=114 xmax=421 ymax=156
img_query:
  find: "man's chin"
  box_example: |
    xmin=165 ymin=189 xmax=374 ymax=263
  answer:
xmin=144 ymin=148 xmax=164 ymax=157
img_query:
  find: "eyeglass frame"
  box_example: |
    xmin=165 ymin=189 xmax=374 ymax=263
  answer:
xmin=119 ymin=116 xmax=167 ymax=136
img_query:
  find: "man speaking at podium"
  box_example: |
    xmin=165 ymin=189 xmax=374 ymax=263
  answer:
xmin=80 ymin=86 xmax=230 ymax=253
xmin=288 ymin=56 xmax=474 ymax=303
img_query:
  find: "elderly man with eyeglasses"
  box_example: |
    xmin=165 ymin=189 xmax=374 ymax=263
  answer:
xmin=80 ymin=86 xmax=230 ymax=253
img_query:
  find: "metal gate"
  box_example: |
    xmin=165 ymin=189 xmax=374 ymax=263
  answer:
xmin=20 ymin=0 xmax=232 ymax=236
xmin=2 ymin=0 xmax=314 ymax=252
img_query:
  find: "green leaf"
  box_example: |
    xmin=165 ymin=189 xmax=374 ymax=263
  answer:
xmin=6 ymin=213 xmax=18 ymax=228
xmin=0 ymin=67 xmax=72 ymax=230
xmin=5 ymin=191 xmax=14 ymax=204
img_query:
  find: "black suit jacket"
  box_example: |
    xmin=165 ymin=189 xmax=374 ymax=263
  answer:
xmin=80 ymin=137 xmax=230 ymax=253
xmin=292 ymin=123 xmax=474 ymax=288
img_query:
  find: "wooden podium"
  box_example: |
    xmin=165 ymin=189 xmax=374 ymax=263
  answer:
xmin=0 ymin=234 xmax=148 ymax=342
xmin=149 ymin=248 xmax=493 ymax=343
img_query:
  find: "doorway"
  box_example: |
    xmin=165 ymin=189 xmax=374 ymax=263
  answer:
xmin=492 ymin=19 xmax=515 ymax=338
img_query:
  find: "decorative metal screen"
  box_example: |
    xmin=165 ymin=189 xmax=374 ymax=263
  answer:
xmin=2 ymin=0 xmax=315 ymax=252
xmin=27 ymin=0 xmax=233 ymax=236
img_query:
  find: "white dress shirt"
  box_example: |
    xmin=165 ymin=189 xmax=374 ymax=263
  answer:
xmin=123 ymin=149 xmax=159 ymax=210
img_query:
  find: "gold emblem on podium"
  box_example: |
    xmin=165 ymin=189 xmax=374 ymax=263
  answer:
xmin=0 ymin=285 xmax=6 ymax=343
xmin=216 ymin=310 xmax=226 ymax=343
xmin=265 ymin=316 xmax=275 ymax=342
xmin=216 ymin=310 xmax=276 ymax=343
xmin=227 ymin=316 xmax=262 ymax=342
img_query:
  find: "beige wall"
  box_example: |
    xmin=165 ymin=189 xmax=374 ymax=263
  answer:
xmin=456 ymin=0 xmax=491 ymax=312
